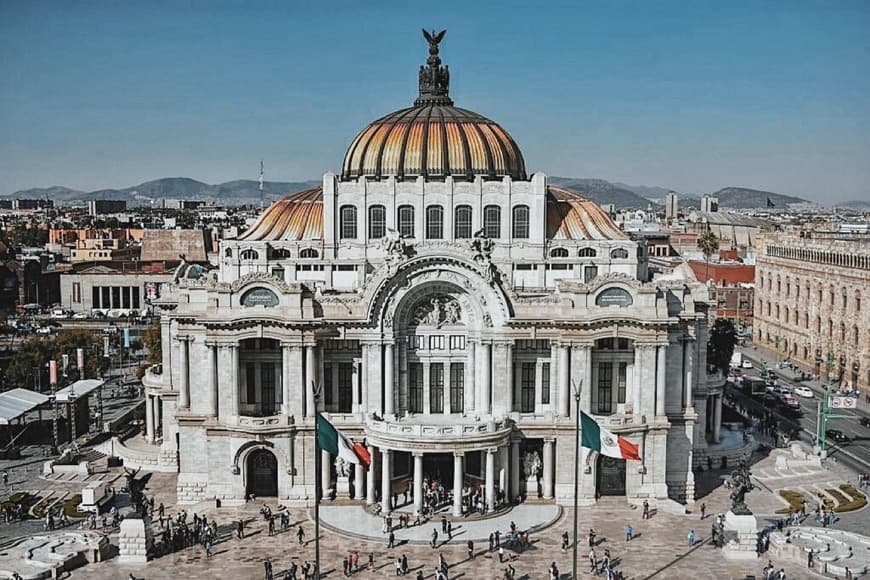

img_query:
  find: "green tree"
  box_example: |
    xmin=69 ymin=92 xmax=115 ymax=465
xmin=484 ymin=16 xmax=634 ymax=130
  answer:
xmin=707 ymin=318 xmax=737 ymax=374
xmin=697 ymin=228 xmax=719 ymax=281
xmin=137 ymin=320 xmax=162 ymax=379
xmin=4 ymin=330 xmax=108 ymax=391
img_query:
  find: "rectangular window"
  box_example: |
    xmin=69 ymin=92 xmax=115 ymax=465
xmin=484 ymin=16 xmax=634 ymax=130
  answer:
xmin=324 ymin=363 xmax=333 ymax=406
xmin=408 ymin=335 xmax=424 ymax=351
xmin=430 ymin=363 xmax=444 ymax=414
xmin=271 ymin=266 xmax=285 ymax=280
xmin=340 ymin=205 xmax=357 ymax=239
xmin=72 ymin=282 xmax=81 ymax=303
xmin=409 ymin=363 xmax=423 ymax=413
xmin=246 ymin=362 xmax=256 ymax=403
xmin=261 ymin=363 xmax=276 ymax=412
xmin=520 ymin=362 xmax=535 ymax=413
xmin=92 ymin=286 xmax=99 ymax=308
xmin=449 ymin=335 xmax=465 ymax=350
xmin=398 ymin=205 xmax=415 ymax=238
xmin=454 ymin=205 xmax=472 ymax=239
xmin=483 ymin=205 xmax=501 ymax=238
xmin=368 ymin=205 xmax=386 ymax=239
xmin=132 ymin=286 xmax=140 ymax=309
xmin=541 ymin=362 xmax=550 ymax=405
xmin=617 ymin=362 xmax=627 ymax=404
xmin=426 ymin=205 xmax=444 ymax=239
xmin=338 ymin=363 xmax=353 ymax=413
xmin=429 ymin=335 xmax=444 ymax=350
xmin=512 ymin=205 xmax=530 ymax=239
xmin=597 ymin=362 xmax=613 ymax=414
xmin=101 ymin=287 xmax=110 ymax=309
xmin=111 ymin=286 xmax=121 ymax=309
xmin=450 ymin=363 xmax=464 ymax=413
xmin=122 ymin=287 xmax=131 ymax=309
xmin=584 ymin=265 xmax=598 ymax=282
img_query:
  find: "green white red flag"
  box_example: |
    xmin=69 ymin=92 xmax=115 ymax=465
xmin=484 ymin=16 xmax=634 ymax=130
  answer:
xmin=316 ymin=414 xmax=371 ymax=467
xmin=580 ymin=411 xmax=641 ymax=461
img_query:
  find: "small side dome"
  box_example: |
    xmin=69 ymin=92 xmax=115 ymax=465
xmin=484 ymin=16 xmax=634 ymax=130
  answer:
xmin=238 ymin=188 xmax=323 ymax=241
xmin=546 ymin=187 xmax=628 ymax=241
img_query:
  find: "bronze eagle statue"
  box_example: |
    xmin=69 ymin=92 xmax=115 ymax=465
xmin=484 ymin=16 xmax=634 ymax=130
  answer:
xmin=422 ymin=29 xmax=446 ymax=54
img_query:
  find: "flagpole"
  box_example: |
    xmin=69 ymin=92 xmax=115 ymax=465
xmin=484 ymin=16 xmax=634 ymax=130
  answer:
xmin=571 ymin=379 xmax=582 ymax=580
xmin=313 ymin=381 xmax=322 ymax=580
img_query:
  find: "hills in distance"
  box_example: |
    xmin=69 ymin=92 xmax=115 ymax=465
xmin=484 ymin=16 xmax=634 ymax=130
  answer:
xmin=6 ymin=176 xmax=817 ymax=210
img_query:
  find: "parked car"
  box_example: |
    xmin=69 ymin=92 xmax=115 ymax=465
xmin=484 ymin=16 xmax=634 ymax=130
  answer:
xmin=72 ymin=312 xmax=89 ymax=319
xmin=859 ymin=417 xmax=870 ymax=428
xmin=794 ymin=386 xmax=814 ymax=398
xmin=35 ymin=326 xmax=53 ymax=335
xmin=825 ymin=429 xmax=849 ymax=443
xmin=741 ymin=360 xmax=754 ymax=369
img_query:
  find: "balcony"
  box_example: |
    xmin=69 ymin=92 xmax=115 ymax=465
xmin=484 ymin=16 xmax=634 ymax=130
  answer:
xmin=364 ymin=414 xmax=513 ymax=452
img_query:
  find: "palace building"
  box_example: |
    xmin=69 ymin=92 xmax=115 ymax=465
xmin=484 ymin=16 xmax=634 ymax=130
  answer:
xmin=142 ymin=31 xmax=721 ymax=511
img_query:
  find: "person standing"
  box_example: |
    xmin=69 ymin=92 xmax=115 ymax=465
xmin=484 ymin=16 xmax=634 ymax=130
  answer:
xmin=447 ymin=520 xmax=452 ymax=540
xmin=431 ymin=528 xmax=438 ymax=549
xmin=625 ymin=523 xmax=633 ymax=542
xmin=700 ymin=502 xmax=707 ymax=520
xmin=488 ymin=532 xmax=494 ymax=552
xmin=498 ymin=545 xmax=505 ymax=563
xmin=467 ymin=540 xmax=474 ymax=559
xmin=642 ymin=499 xmax=650 ymax=519
xmin=495 ymin=529 xmax=501 ymax=548
xmin=395 ymin=557 xmax=402 ymax=576
xmin=401 ymin=554 xmax=408 ymax=575
xmin=561 ymin=531 xmax=570 ymax=551
xmin=297 ymin=525 xmax=305 ymax=545
xmin=688 ymin=529 xmax=696 ymax=547
xmin=588 ymin=548 xmax=597 ymax=574
xmin=388 ymin=531 xmax=395 ymax=549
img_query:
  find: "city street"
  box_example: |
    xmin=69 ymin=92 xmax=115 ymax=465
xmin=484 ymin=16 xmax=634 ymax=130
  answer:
xmin=736 ymin=345 xmax=870 ymax=472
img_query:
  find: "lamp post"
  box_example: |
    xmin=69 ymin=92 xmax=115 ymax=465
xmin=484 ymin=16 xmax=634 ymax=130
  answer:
xmin=312 ymin=380 xmax=323 ymax=580
xmin=571 ymin=379 xmax=582 ymax=580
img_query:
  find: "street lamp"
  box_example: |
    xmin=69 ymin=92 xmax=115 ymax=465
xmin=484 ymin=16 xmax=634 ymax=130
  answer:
xmin=571 ymin=379 xmax=583 ymax=580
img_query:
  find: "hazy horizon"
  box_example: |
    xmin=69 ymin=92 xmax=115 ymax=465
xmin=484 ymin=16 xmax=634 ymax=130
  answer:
xmin=2 ymin=1 xmax=868 ymax=203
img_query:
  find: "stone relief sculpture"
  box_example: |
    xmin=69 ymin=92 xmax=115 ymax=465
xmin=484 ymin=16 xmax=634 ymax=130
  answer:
xmin=334 ymin=457 xmax=351 ymax=478
xmin=382 ymin=228 xmax=411 ymax=274
xmin=412 ymin=295 xmax=462 ymax=327
xmin=523 ymin=451 xmax=542 ymax=478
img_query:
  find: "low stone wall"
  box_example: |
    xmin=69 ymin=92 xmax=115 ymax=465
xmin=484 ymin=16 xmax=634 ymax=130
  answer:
xmin=43 ymin=459 xmax=91 ymax=476
xmin=95 ymin=436 xmax=176 ymax=473
xmin=177 ymin=474 xmax=208 ymax=504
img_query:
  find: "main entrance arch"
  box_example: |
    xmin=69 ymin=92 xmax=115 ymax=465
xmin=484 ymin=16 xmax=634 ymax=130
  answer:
xmin=596 ymin=455 xmax=626 ymax=496
xmin=246 ymin=449 xmax=278 ymax=497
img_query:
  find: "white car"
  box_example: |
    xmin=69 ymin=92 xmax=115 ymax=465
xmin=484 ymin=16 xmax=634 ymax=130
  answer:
xmin=72 ymin=312 xmax=89 ymax=319
xmin=794 ymin=386 xmax=814 ymax=398
xmin=741 ymin=360 xmax=754 ymax=369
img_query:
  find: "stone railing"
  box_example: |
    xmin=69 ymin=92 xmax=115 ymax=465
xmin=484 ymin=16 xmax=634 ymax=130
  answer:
xmin=365 ymin=416 xmax=512 ymax=440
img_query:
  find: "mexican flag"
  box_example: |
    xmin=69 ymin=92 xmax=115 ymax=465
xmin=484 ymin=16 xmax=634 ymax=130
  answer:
xmin=316 ymin=414 xmax=371 ymax=468
xmin=580 ymin=411 xmax=641 ymax=461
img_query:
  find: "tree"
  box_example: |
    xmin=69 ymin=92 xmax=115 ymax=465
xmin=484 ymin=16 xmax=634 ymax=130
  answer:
xmin=4 ymin=330 xmax=108 ymax=391
xmin=137 ymin=319 xmax=161 ymax=379
xmin=697 ymin=229 xmax=719 ymax=282
xmin=707 ymin=318 xmax=737 ymax=375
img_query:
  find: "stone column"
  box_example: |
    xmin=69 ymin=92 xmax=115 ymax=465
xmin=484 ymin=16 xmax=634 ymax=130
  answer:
xmin=632 ymin=346 xmax=643 ymax=416
xmin=145 ymin=395 xmax=154 ymax=443
xmin=160 ymin=319 xmax=173 ymax=389
xmin=281 ymin=343 xmax=292 ymax=416
xmin=479 ymin=343 xmax=492 ymax=415
xmin=206 ymin=342 xmax=218 ymax=417
xmin=153 ymin=396 xmax=161 ymax=438
xmin=684 ymin=338 xmax=695 ymax=411
xmin=713 ymin=395 xmax=722 ymax=443
xmin=305 ymin=346 xmax=316 ymax=417
xmin=177 ymin=337 xmax=190 ymax=410
xmin=485 ymin=448 xmax=496 ymax=511
xmin=656 ymin=344 xmax=667 ymax=417
xmin=558 ymin=344 xmax=570 ymax=416
xmin=366 ymin=445 xmax=377 ymax=505
xmin=504 ymin=343 xmax=514 ymax=413
xmin=543 ymin=438 xmax=554 ymax=499
xmin=381 ymin=449 xmax=392 ymax=514
xmin=579 ymin=344 xmax=592 ymax=414
xmin=413 ymin=452 xmax=424 ymax=514
xmin=465 ymin=341 xmax=476 ymax=412
xmin=351 ymin=358 xmax=361 ymax=414
xmin=510 ymin=440 xmax=520 ymax=501
xmin=231 ymin=344 xmax=239 ymax=417
xmin=384 ymin=343 xmax=394 ymax=415
xmin=354 ymin=461 xmax=365 ymax=501
xmin=287 ymin=344 xmax=304 ymax=419
xmin=321 ymin=450 xmax=332 ymax=497
xmin=452 ymin=452 xmax=463 ymax=516
xmin=534 ymin=360 xmax=544 ymax=414
xmin=499 ymin=445 xmax=509 ymax=499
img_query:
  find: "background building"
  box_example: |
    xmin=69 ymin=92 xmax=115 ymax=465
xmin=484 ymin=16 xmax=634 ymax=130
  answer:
xmin=754 ymin=231 xmax=870 ymax=392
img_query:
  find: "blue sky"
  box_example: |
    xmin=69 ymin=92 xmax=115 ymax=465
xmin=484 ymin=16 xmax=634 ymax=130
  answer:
xmin=1 ymin=1 xmax=868 ymax=202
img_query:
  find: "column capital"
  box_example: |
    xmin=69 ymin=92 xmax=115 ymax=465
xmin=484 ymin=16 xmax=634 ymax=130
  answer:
xmin=175 ymin=335 xmax=193 ymax=344
xmin=452 ymin=451 xmax=465 ymax=458
xmin=204 ymin=340 xmax=219 ymax=347
xmin=412 ymin=451 xmax=424 ymax=458
xmin=543 ymin=437 xmax=556 ymax=444
xmin=280 ymin=341 xmax=303 ymax=350
xmin=486 ymin=447 xmax=497 ymax=455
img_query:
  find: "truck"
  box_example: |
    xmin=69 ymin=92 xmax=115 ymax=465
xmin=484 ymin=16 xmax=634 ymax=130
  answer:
xmin=731 ymin=352 xmax=743 ymax=368
xmin=741 ymin=376 xmax=767 ymax=397
xmin=78 ymin=481 xmax=111 ymax=514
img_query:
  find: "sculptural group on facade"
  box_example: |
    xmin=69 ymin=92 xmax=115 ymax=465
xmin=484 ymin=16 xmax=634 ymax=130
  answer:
xmin=412 ymin=295 xmax=461 ymax=328
xmin=523 ymin=450 xmax=542 ymax=479
xmin=381 ymin=228 xmax=411 ymax=274
xmin=334 ymin=457 xmax=351 ymax=478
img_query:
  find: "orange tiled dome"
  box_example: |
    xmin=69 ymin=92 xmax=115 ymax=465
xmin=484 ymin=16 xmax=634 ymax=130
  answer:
xmin=237 ymin=188 xmax=322 ymax=242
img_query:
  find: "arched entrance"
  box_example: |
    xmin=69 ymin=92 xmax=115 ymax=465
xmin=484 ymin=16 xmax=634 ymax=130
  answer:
xmin=596 ymin=455 xmax=626 ymax=496
xmin=246 ymin=449 xmax=278 ymax=497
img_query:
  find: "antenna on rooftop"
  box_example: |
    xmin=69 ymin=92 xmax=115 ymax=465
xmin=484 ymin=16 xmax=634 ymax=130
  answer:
xmin=258 ymin=159 xmax=265 ymax=210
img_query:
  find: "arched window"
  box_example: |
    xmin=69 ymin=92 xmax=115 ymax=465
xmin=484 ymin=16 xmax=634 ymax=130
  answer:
xmin=368 ymin=205 xmax=386 ymax=239
xmin=240 ymin=249 xmax=259 ymax=260
xmin=856 ymin=291 xmax=862 ymax=312
xmin=511 ymin=205 xmax=529 ymax=239
xmin=610 ymin=248 xmax=629 ymax=259
xmin=854 ymin=326 xmax=860 ymax=346
xmin=454 ymin=205 xmax=472 ymax=239
xmin=578 ymin=247 xmax=597 ymax=258
xmin=224 ymin=248 xmax=233 ymax=258
xmin=426 ymin=205 xmax=444 ymax=239
xmin=398 ymin=205 xmax=415 ymax=238
xmin=271 ymin=248 xmax=291 ymax=259
xmin=550 ymin=247 xmax=569 ymax=258
xmin=340 ymin=205 xmax=357 ymax=239
xmin=483 ymin=205 xmax=501 ymax=238
xmin=300 ymin=248 xmax=318 ymax=259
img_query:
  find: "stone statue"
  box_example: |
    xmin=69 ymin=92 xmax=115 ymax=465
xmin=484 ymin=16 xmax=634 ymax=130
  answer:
xmin=470 ymin=228 xmax=494 ymax=262
xmin=523 ymin=451 xmax=542 ymax=478
xmin=334 ymin=457 xmax=351 ymax=478
xmin=444 ymin=300 xmax=461 ymax=325
xmin=726 ymin=459 xmax=754 ymax=515
xmin=413 ymin=296 xmax=461 ymax=328
xmin=124 ymin=466 xmax=146 ymax=508
xmin=381 ymin=228 xmax=410 ymax=273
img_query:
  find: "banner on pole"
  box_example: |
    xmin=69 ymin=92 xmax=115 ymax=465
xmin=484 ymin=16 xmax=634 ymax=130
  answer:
xmin=103 ymin=336 xmax=110 ymax=357
xmin=49 ymin=360 xmax=57 ymax=385
xmin=123 ymin=328 xmax=131 ymax=348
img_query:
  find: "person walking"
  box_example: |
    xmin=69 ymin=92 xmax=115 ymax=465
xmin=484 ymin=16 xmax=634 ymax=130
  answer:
xmin=431 ymin=528 xmax=439 ymax=549
xmin=467 ymin=540 xmax=474 ymax=559
xmin=588 ymin=528 xmax=597 ymax=547
xmin=495 ymin=529 xmax=501 ymax=548
xmin=488 ymin=532 xmax=494 ymax=552
xmin=401 ymin=554 xmax=408 ymax=575
xmin=625 ymin=523 xmax=633 ymax=542
xmin=561 ymin=531 xmax=570 ymax=551
xmin=297 ymin=525 xmax=305 ymax=545
xmin=688 ymin=529 xmax=696 ymax=547
xmin=395 ymin=557 xmax=402 ymax=576
xmin=498 ymin=545 xmax=505 ymax=563
xmin=388 ymin=531 xmax=395 ymax=549
xmin=264 ymin=559 xmax=274 ymax=580
xmin=446 ymin=520 xmax=452 ymax=540
xmin=642 ymin=499 xmax=650 ymax=519
xmin=588 ymin=548 xmax=597 ymax=574
xmin=700 ymin=502 xmax=707 ymax=520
